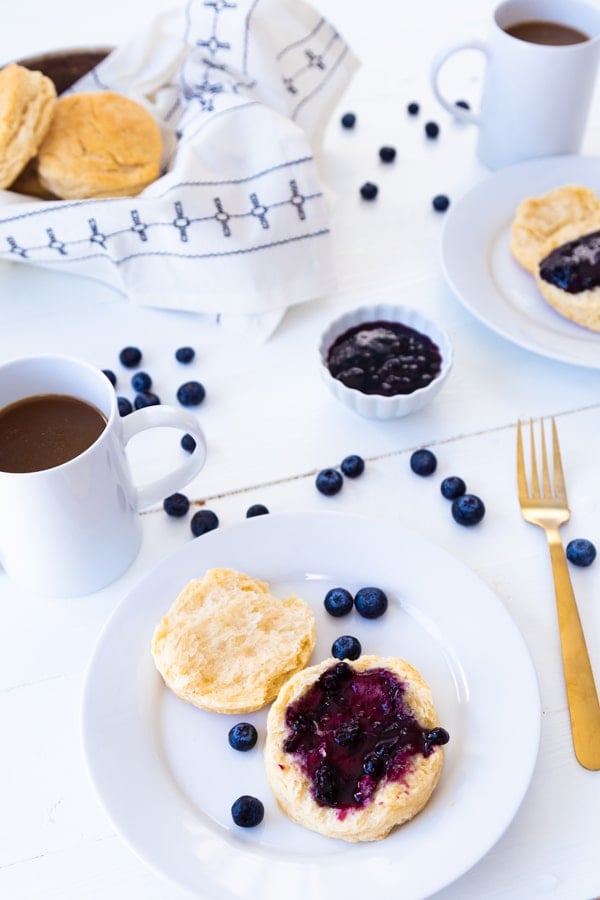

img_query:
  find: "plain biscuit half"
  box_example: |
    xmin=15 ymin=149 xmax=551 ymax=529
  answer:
xmin=0 ymin=62 xmax=56 ymax=189
xmin=151 ymin=567 xmax=316 ymax=714
xmin=265 ymin=655 xmax=446 ymax=842
xmin=37 ymin=91 xmax=162 ymax=199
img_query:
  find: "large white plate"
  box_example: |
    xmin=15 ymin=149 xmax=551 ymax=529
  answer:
xmin=82 ymin=511 xmax=540 ymax=900
xmin=441 ymin=154 xmax=600 ymax=368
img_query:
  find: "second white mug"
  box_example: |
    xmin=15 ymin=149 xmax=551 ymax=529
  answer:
xmin=430 ymin=0 xmax=600 ymax=169
xmin=0 ymin=354 xmax=207 ymax=597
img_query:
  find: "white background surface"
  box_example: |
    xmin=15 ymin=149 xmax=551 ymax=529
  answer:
xmin=1 ymin=1 xmax=600 ymax=898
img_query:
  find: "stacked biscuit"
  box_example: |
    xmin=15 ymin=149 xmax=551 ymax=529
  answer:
xmin=510 ymin=184 xmax=600 ymax=332
xmin=0 ymin=62 xmax=162 ymax=199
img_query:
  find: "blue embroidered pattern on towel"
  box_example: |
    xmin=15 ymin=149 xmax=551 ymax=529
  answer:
xmin=0 ymin=0 xmax=357 ymax=310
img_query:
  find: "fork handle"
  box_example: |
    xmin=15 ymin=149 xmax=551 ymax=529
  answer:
xmin=548 ymin=532 xmax=600 ymax=770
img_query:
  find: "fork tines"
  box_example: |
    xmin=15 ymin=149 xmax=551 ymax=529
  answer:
xmin=517 ymin=417 xmax=568 ymax=504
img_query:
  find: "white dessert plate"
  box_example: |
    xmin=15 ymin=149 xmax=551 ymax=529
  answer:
xmin=82 ymin=511 xmax=540 ymax=900
xmin=441 ymin=154 xmax=600 ymax=368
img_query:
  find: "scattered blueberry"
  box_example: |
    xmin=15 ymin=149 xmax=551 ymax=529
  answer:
xmin=134 ymin=390 xmax=160 ymax=408
xmin=324 ymin=587 xmax=354 ymax=617
xmin=175 ymin=346 xmax=195 ymax=363
xmin=566 ymin=538 xmax=597 ymax=567
xmin=440 ymin=476 xmax=466 ymax=500
xmin=332 ymin=635 xmax=362 ymax=661
xmin=246 ymin=503 xmax=269 ymax=517
xmin=181 ymin=432 xmax=197 ymax=453
xmin=360 ymin=182 xmax=378 ymax=201
xmin=407 ymin=101 xmax=420 ymax=115
xmin=163 ymin=492 xmax=190 ymax=517
xmin=177 ymin=380 xmax=206 ymax=406
xmin=432 ymin=194 xmax=450 ymax=212
xmin=354 ymin=586 xmax=388 ymax=619
xmin=341 ymin=111 xmax=356 ymax=129
xmin=117 ymin=396 xmax=133 ymax=417
xmin=379 ymin=145 xmax=396 ymax=163
xmin=231 ymin=795 xmax=264 ymax=828
xmin=316 ymin=468 xmax=343 ymax=496
xmin=119 ymin=346 xmax=142 ymax=368
xmin=455 ymin=99 xmax=470 ymax=110
xmin=228 ymin=722 xmax=258 ymax=752
xmin=340 ymin=454 xmax=365 ymax=478
xmin=190 ymin=509 xmax=219 ymax=537
xmin=102 ymin=368 xmax=117 ymax=387
xmin=131 ymin=371 xmax=152 ymax=392
xmin=425 ymin=121 xmax=440 ymax=139
xmin=451 ymin=493 xmax=486 ymax=526
xmin=410 ymin=448 xmax=437 ymax=476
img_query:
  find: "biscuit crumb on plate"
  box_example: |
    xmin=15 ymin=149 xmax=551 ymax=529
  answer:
xmin=151 ymin=567 xmax=316 ymax=714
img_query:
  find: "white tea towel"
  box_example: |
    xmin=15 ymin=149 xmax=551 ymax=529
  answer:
xmin=0 ymin=0 xmax=358 ymax=318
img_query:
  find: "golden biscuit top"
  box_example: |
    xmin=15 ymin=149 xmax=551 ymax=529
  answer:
xmin=37 ymin=90 xmax=162 ymax=199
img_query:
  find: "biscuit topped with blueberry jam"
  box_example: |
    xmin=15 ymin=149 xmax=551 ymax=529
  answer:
xmin=264 ymin=655 xmax=448 ymax=842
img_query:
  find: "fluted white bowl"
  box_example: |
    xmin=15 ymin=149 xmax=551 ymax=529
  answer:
xmin=319 ymin=304 xmax=453 ymax=420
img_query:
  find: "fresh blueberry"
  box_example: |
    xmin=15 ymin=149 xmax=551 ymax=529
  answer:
xmin=228 ymin=722 xmax=258 ymax=752
xmin=455 ymin=99 xmax=470 ymax=110
xmin=410 ymin=448 xmax=437 ymax=476
xmin=566 ymin=538 xmax=597 ymax=567
xmin=324 ymin=587 xmax=354 ymax=617
xmin=407 ymin=101 xmax=420 ymax=115
xmin=102 ymin=368 xmax=117 ymax=387
xmin=134 ymin=390 xmax=160 ymax=408
xmin=181 ymin=432 xmax=197 ymax=453
xmin=175 ymin=346 xmax=195 ymax=363
xmin=341 ymin=111 xmax=356 ymax=129
xmin=379 ymin=145 xmax=396 ymax=163
xmin=177 ymin=380 xmax=206 ymax=406
xmin=332 ymin=635 xmax=362 ymax=661
xmin=316 ymin=468 xmax=343 ymax=496
xmin=425 ymin=121 xmax=440 ymax=139
xmin=131 ymin=371 xmax=152 ymax=392
xmin=341 ymin=454 xmax=365 ymax=478
xmin=190 ymin=509 xmax=219 ymax=536
xmin=451 ymin=493 xmax=486 ymax=526
xmin=354 ymin=586 xmax=388 ymax=619
xmin=425 ymin=727 xmax=450 ymax=746
xmin=246 ymin=503 xmax=269 ymax=517
xmin=119 ymin=346 xmax=142 ymax=368
xmin=117 ymin=396 xmax=133 ymax=417
xmin=360 ymin=182 xmax=378 ymax=200
xmin=432 ymin=194 xmax=450 ymax=212
xmin=163 ymin=492 xmax=190 ymax=517
xmin=441 ymin=476 xmax=466 ymax=500
xmin=231 ymin=795 xmax=264 ymax=827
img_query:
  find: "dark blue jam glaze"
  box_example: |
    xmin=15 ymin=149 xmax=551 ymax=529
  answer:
xmin=326 ymin=321 xmax=442 ymax=396
xmin=539 ymin=230 xmax=600 ymax=294
xmin=282 ymin=662 xmax=448 ymax=812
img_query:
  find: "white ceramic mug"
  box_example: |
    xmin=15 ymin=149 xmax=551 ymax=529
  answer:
xmin=0 ymin=354 xmax=207 ymax=597
xmin=430 ymin=0 xmax=600 ymax=169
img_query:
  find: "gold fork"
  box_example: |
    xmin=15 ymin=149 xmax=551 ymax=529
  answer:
xmin=517 ymin=417 xmax=600 ymax=770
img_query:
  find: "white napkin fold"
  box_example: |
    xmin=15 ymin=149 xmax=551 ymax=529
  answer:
xmin=0 ymin=0 xmax=358 ymax=322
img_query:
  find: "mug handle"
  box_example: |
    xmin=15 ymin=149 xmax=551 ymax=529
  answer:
xmin=119 ymin=404 xmax=207 ymax=510
xmin=430 ymin=39 xmax=487 ymax=125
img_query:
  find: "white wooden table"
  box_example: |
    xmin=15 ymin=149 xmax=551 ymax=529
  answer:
xmin=1 ymin=1 xmax=600 ymax=898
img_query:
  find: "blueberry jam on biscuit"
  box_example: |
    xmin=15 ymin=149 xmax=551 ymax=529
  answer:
xmin=282 ymin=662 xmax=448 ymax=811
xmin=539 ymin=230 xmax=600 ymax=294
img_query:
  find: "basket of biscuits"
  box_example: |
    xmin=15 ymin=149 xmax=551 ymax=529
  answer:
xmin=0 ymin=0 xmax=359 ymax=317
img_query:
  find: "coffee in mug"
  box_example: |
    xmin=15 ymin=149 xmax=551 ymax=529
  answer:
xmin=430 ymin=0 xmax=600 ymax=169
xmin=0 ymin=354 xmax=207 ymax=597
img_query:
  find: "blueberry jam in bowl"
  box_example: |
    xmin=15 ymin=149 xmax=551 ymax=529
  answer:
xmin=318 ymin=304 xmax=453 ymax=420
